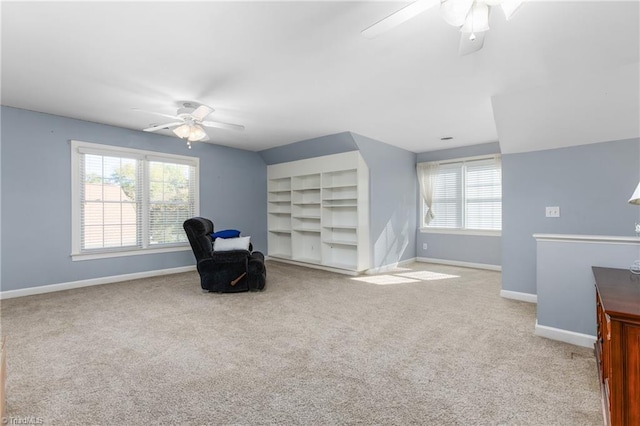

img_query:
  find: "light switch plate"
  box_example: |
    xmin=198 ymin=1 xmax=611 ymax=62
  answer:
xmin=545 ymin=206 xmax=560 ymax=218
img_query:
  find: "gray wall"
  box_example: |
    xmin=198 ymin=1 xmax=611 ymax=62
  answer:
xmin=259 ymin=132 xmax=357 ymax=165
xmin=351 ymin=133 xmax=417 ymax=268
xmin=536 ymin=238 xmax=640 ymax=336
xmin=502 ymin=138 xmax=640 ymax=295
xmin=415 ymin=142 xmax=502 ymax=266
xmin=1 ymin=106 xmax=267 ymax=291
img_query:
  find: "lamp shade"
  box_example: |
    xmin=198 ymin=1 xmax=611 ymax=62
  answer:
xmin=460 ymin=1 xmax=490 ymax=33
xmin=440 ymin=0 xmax=474 ymax=27
xmin=629 ymin=182 xmax=640 ymax=205
xmin=173 ymin=124 xmax=191 ymax=139
xmin=188 ymin=125 xmax=207 ymax=142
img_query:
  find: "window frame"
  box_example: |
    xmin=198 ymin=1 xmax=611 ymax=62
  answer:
xmin=71 ymin=140 xmax=199 ymax=261
xmin=419 ymin=155 xmax=501 ymax=237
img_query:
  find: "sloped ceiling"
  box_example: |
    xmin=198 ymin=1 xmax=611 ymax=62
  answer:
xmin=1 ymin=1 xmax=638 ymax=154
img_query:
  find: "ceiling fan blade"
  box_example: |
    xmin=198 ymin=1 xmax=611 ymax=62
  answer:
xmin=201 ymin=120 xmax=245 ymax=131
xmin=501 ymin=0 xmax=524 ymax=21
xmin=440 ymin=0 xmax=475 ymax=27
xmin=191 ymin=105 xmax=214 ymax=121
xmin=143 ymin=122 xmax=184 ymax=132
xmin=361 ymin=0 xmax=439 ymax=39
xmin=132 ymin=108 xmax=181 ymax=121
xmin=458 ymin=31 xmax=486 ymax=56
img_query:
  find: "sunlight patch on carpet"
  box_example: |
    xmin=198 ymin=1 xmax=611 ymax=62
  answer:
xmin=395 ymin=271 xmax=459 ymax=281
xmin=351 ymin=270 xmax=460 ymax=285
xmin=351 ymin=275 xmax=420 ymax=285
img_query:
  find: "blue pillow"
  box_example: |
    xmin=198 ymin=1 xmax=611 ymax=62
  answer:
xmin=211 ymin=229 xmax=241 ymax=240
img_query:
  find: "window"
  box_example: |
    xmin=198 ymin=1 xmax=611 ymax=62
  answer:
xmin=71 ymin=141 xmax=199 ymax=260
xmin=420 ymin=156 xmax=501 ymax=232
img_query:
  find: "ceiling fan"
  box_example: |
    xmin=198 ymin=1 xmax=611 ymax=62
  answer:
xmin=361 ymin=0 xmax=525 ymax=56
xmin=137 ymin=102 xmax=245 ymax=148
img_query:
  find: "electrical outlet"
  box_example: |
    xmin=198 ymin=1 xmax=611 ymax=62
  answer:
xmin=422 ymin=243 xmax=428 ymax=250
xmin=635 ymin=223 xmax=640 ymax=234
xmin=545 ymin=206 xmax=560 ymax=218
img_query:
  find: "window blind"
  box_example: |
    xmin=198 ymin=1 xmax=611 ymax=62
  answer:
xmin=464 ymin=159 xmax=501 ymax=230
xmin=80 ymin=153 xmax=141 ymax=250
xmin=429 ymin=163 xmax=463 ymax=229
xmin=148 ymin=161 xmax=196 ymax=245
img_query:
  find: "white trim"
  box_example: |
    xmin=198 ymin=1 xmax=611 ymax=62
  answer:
xmin=71 ymin=142 xmax=81 ymax=255
xmin=71 ymin=245 xmax=192 ymax=261
xmin=420 ymin=228 xmax=501 ymax=237
xmin=534 ymin=321 xmax=596 ymax=349
xmin=416 ymin=257 xmax=501 ymax=271
xmin=70 ymin=140 xmax=200 ymax=256
xmin=500 ymin=289 xmax=538 ymax=304
xmin=417 ymin=153 xmax=501 ymax=166
xmin=365 ymin=258 xmax=417 ymax=275
xmin=533 ymin=234 xmax=640 ymax=245
xmin=73 ymin=140 xmax=199 ymax=164
xmin=0 ymin=265 xmax=196 ymax=300
xmin=267 ymin=257 xmax=360 ymax=276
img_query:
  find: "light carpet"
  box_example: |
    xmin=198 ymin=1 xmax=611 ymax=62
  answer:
xmin=0 ymin=261 xmax=601 ymax=425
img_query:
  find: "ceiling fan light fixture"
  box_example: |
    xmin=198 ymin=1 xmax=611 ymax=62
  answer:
xmin=173 ymin=123 xmax=192 ymax=139
xmin=460 ymin=1 xmax=490 ymax=34
xmin=440 ymin=0 xmax=475 ymax=27
xmin=187 ymin=125 xmax=207 ymax=142
xmin=173 ymin=123 xmax=207 ymax=142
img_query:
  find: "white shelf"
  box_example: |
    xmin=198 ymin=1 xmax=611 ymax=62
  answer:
xmin=323 ymin=184 xmax=357 ymax=189
xmin=323 ymin=204 xmax=357 ymax=208
xmin=293 ymin=228 xmax=321 ymax=233
xmin=292 ymin=202 xmax=321 ymax=206
xmin=323 ymin=225 xmax=357 ymax=230
xmin=269 ymin=229 xmax=292 ymax=234
xmin=323 ymin=197 xmax=356 ymax=201
xmin=323 ymin=239 xmax=357 ymax=246
xmin=269 ymin=200 xmax=291 ymax=204
xmin=268 ymin=211 xmax=291 ymax=215
xmin=293 ymin=215 xmax=320 ymax=219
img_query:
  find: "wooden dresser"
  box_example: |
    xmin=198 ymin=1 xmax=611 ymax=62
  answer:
xmin=593 ymin=267 xmax=640 ymax=425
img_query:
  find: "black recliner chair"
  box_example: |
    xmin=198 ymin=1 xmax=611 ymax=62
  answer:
xmin=183 ymin=217 xmax=266 ymax=293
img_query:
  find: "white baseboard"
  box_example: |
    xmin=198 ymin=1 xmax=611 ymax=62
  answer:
xmin=266 ymin=257 xmax=360 ymax=276
xmin=500 ymin=289 xmax=538 ymax=304
xmin=365 ymin=258 xmax=417 ymax=275
xmin=534 ymin=321 xmax=596 ymax=349
xmin=416 ymin=257 xmax=501 ymax=271
xmin=0 ymin=265 xmax=197 ymax=300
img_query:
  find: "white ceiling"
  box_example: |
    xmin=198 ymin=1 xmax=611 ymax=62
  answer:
xmin=2 ymin=1 xmax=639 ymax=154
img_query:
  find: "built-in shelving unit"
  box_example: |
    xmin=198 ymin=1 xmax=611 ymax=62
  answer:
xmin=266 ymin=152 xmax=369 ymax=274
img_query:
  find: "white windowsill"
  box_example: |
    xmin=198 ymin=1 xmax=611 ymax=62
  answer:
xmin=419 ymin=228 xmax=501 ymax=237
xmin=71 ymin=245 xmax=192 ymax=261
